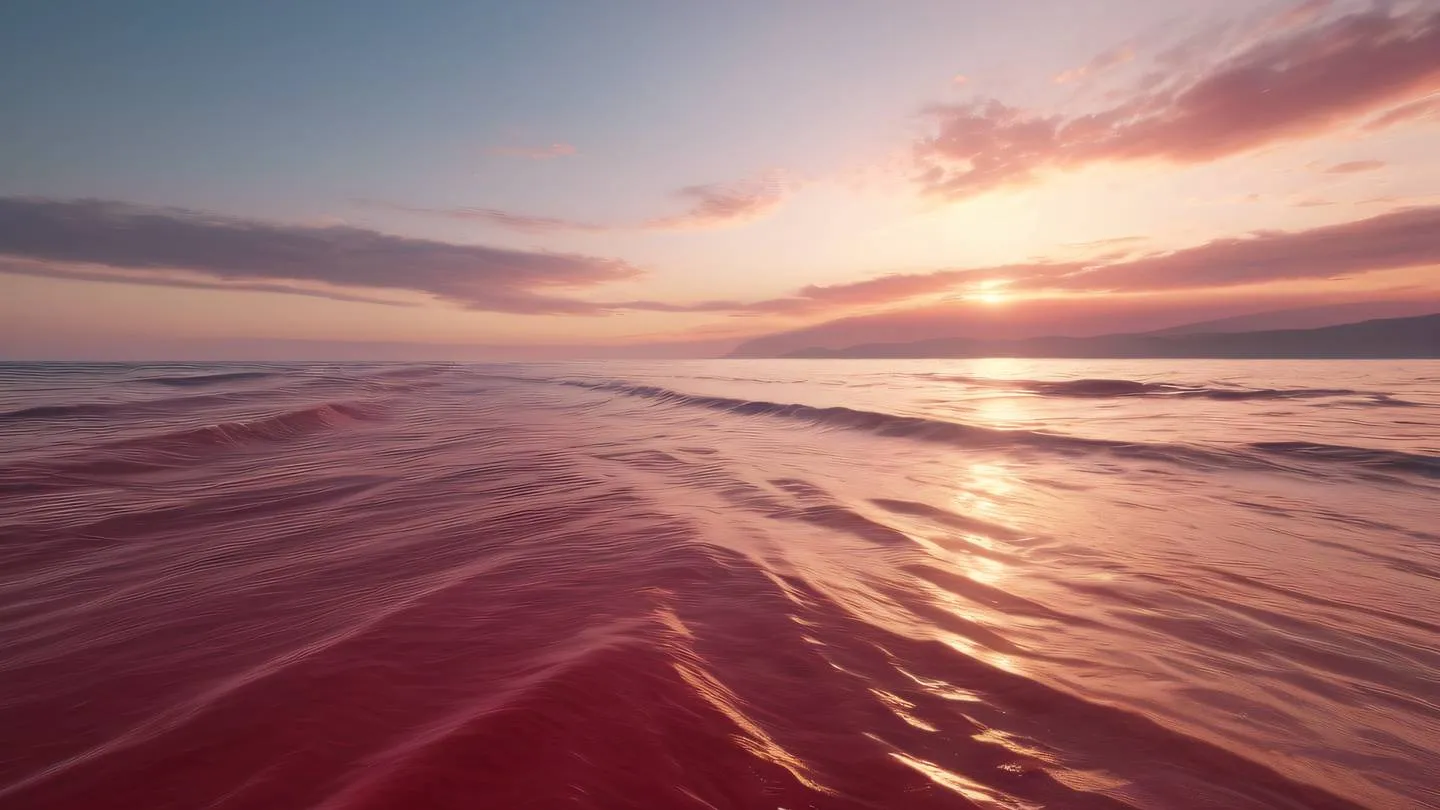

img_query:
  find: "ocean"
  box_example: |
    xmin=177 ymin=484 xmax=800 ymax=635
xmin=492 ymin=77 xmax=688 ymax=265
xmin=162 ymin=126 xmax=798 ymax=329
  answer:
xmin=1 ymin=360 xmax=1437 ymax=809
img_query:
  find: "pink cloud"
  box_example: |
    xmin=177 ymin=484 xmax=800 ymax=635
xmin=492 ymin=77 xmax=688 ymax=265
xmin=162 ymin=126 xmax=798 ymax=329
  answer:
xmin=382 ymin=174 xmax=793 ymax=234
xmin=916 ymin=5 xmax=1440 ymax=199
xmin=0 ymin=259 xmax=417 ymax=307
xmin=1267 ymin=0 xmax=1332 ymax=32
xmin=1323 ymin=159 xmax=1386 ymax=174
xmin=1053 ymin=43 xmax=1135 ymax=84
xmin=642 ymin=176 xmax=789 ymax=230
xmin=11 ymin=199 xmax=1437 ymax=324
xmin=0 ymin=197 xmax=639 ymax=314
xmin=728 ymin=291 xmax=1440 ymax=357
xmin=1041 ymin=204 xmax=1440 ymax=293
xmin=373 ymin=203 xmax=607 ymax=234
xmin=1363 ymin=94 xmax=1440 ymax=130
xmin=585 ymin=262 xmax=1075 ymax=317
xmin=647 ymin=205 xmax=1440 ymax=317
xmin=485 ymin=143 xmax=578 ymax=160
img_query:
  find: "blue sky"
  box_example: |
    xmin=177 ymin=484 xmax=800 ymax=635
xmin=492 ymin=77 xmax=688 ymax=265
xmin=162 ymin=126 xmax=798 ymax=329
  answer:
xmin=4 ymin=1 xmax=1157 ymax=212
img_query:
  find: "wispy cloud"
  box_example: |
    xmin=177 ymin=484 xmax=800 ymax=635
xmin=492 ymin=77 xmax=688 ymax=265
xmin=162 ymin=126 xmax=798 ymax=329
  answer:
xmin=1053 ymin=43 xmax=1135 ymax=84
xmin=1363 ymin=93 xmax=1440 ymax=130
xmin=915 ymin=5 xmax=1440 ymax=200
xmin=1267 ymin=0 xmax=1332 ymax=32
xmin=485 ymin=142 xmax=578 ymax=160
xmin=1060 ymin=235 xmax=1149 ymax=257
xmin=0 ymin=197 xmax=639 ymax=314
xmin=383 ymin=174 xmax=793 ymax=234
xmin=1359 ymin=194 xmax=1440 ymax=207
xmin=0 ymin=258 xmax=418 ymax=307
xmin=651 ymin=205 xmax=1440 ymax=317
xmin=1040 ymin=204 xmax=1440 ymax=293
xmin=642 ymin=177 xmax=789 ymax=230
xmin=372 ymin=203 xmax=608 ymax=234
xmin=9 ymin=198 xmax=1436 ymax=322
xmin=1323 ymin=159 xmax=1387 ymax=174
xmin=557 ymin=205 xmax=1440 ymax=316
xmin=800 ymin=206 xmax=1440 ymax=301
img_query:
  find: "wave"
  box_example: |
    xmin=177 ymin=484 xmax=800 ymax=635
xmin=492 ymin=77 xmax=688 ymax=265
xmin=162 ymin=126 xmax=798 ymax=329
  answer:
xmin=0 ymin=521 xmax=1369 ymax=810
xmin=1 ymin=402 xmax=135 ymax=421
xmin=0 ymin=393 xmax=244 ymax=423
xmin=361 ymin=365 xmax=451 ymax=381
xmin=1 ymin=362 xmax=1431 ymax=809
xmin=136 ymin=370 xmax=279 ymax=387
xmin=0 ymin=401 xmax=382 ymax=494
xmin=122 ymin=401 xmax=379 ymax=449
xmin=559 ymin=379 xmax=1440 ymax=481
xmin=929 ymin=374 xmax=1417 ymax=404
xmin=1249 ymin=441 xmax=1440 ymax=479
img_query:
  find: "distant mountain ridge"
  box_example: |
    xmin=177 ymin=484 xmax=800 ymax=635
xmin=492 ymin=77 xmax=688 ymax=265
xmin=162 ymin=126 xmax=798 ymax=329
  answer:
xmin=1144 ymin=301 xmax=1440 ymax=336
xmin=772 ymin=313 xmax=1440 ymax=359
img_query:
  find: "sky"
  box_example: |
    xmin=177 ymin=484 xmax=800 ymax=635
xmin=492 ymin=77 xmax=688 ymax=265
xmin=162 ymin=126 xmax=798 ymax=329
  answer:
xmin=1 ymin=0 xmax=1438 ymax=359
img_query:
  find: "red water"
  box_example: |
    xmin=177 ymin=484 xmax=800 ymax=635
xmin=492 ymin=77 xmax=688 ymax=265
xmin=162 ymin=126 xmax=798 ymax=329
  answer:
xmin=2 ymin=361 xmax=1437 ymax=809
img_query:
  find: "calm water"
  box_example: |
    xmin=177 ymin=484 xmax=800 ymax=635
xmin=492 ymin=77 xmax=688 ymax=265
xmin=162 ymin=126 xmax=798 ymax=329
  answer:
xmin=1 ymin=360 xmax=1437 ymax=809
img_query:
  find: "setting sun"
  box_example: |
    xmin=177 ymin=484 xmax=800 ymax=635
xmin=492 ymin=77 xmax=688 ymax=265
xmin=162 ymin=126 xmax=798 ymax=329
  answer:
xmin=968 ymin=279 xmax=1010 ymax=305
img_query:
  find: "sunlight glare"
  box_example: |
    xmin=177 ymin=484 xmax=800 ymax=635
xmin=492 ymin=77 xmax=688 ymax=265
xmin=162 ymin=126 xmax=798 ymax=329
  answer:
xmin=967 ymin=278 xmax=1010 ymax=305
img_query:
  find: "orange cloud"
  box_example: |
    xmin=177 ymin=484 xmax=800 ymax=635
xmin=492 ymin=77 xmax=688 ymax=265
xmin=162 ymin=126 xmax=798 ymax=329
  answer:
xmin=916 ymin=5 xmax=1440 ymax=200
xmin=1062 ymin=235 xmax=1148 ymax=251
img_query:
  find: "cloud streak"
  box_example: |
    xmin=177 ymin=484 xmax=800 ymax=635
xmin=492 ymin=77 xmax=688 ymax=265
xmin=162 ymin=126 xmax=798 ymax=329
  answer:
xmin=1053 ymin=43 xmax=1135 ymax=84
xmin=669 ymin=205 xmax=1440 ymax=316
xmin=0 ymin=258 xmax=417 ymax=307
xmin=916 ymin=5 xmax=1440 ymax=199
xmin=1048 ymin=204 xmax=1440 ymax=293
xmin=374 ymin=203 xmax=609 ymax=234
xmin=0 ymin=197 xmax=640 ymax=314
xmin=1323 ymin=159 xmax=1386 ymax=174
xmin=383 ymin=175 xmax=792 ymax=234
xmin=6 ymin=199 xmax=1436 ymax=321
xmin=1363 ymin=93 xmax=1440 ymax=129
xmin=642 ymin=177 xmax=789 ymax=230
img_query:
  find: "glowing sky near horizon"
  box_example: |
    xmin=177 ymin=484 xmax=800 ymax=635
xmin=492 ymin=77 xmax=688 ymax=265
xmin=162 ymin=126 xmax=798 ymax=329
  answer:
xmin=1 ymin=0 xmax=1438 ymax=358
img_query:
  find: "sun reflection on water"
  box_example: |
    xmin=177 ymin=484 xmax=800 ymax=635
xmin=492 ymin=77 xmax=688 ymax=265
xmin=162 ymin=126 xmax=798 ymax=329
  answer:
xmin=888 ymin=751 xmax=1037 ymax=808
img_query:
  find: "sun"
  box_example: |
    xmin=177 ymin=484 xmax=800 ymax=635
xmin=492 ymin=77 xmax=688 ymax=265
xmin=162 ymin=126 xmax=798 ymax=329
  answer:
xmin=967 ymin=279 xmax=1010 ymax=305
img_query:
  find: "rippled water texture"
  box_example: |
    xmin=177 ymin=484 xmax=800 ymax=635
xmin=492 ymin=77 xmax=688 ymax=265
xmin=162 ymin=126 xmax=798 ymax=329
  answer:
xmin=2 ymin=360 xmax=1437 ymax=809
